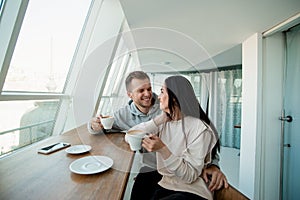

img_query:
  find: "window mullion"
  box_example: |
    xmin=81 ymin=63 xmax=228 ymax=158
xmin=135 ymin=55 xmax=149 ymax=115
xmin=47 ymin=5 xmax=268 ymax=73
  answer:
xmin=0 ymin=0 xmax=29 ymax=92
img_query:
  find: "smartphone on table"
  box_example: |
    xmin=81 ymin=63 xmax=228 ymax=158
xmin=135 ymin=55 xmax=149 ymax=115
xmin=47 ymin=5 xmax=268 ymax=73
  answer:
xmin=38 ymin=142 xmax=71 ymax=154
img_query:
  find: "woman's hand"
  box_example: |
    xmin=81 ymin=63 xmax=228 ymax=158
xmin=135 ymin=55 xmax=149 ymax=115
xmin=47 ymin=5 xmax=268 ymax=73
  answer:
xmin=142 ymin=134 xmax=171 ymax=160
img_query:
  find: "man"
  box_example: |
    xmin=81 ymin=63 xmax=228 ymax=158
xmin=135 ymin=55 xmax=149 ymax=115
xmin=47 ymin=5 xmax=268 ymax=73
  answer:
xmin=88 ymin=71 xmax=160 ymax=133
xmin=88 ymin=71 xmax=228 ymax=197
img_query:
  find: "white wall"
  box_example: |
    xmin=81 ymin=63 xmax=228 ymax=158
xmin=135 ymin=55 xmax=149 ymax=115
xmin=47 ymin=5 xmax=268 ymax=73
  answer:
xmin=239 ymin=33 xmax=262 ymax=199
xmin=197 ymin=44 xmax=242 ymax=69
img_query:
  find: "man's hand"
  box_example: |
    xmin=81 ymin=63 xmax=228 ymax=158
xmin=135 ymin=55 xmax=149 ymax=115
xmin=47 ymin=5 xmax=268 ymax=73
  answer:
xmin=90 ymin=116 xmax=103 ymax=132
xmin=202 ymin=165 xmax=229 ymax=191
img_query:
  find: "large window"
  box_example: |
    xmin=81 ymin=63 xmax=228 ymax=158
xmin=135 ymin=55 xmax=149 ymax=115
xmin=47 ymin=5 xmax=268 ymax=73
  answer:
xmin=0 ymin=0 xmax=92 ymax=156
xmin=0 ymin=100 xmax=59 ymax=155
xmin=96 ymin=38 xmax=140 ymax=117
xmin=3 ymin=0 xmax=91 ymax=93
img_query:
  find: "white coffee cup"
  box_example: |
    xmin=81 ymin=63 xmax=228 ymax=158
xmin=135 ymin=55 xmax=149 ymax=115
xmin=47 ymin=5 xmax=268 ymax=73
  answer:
xmin=100 ymin=116 xmax=114 ymax=129
xmin=125 ymin=130 xmax=147 ymax=151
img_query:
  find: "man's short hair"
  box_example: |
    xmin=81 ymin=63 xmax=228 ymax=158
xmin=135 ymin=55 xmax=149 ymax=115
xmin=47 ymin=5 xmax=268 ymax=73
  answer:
xmin=125 ymin=71 xmax=150 ymax=92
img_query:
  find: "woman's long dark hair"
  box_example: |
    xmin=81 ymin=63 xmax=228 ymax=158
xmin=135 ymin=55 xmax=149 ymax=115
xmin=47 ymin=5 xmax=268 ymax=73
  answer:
xmin=165 ymin=75 xmax=220 ymax=159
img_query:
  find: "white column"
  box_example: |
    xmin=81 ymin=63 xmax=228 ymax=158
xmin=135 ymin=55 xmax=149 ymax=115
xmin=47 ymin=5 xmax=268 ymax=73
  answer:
xmin=239 ymin=33 xmax=263 ymax=199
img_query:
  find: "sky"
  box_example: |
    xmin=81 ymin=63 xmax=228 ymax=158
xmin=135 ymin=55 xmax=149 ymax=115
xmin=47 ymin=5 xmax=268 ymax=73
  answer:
xmin=6 ymin=0 xmax=92 ymax=92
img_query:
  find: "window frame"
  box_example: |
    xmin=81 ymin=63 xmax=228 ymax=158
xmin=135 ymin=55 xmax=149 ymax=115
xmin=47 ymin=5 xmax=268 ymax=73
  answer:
xmin=0 ymin=0 xmax=93 ymax=156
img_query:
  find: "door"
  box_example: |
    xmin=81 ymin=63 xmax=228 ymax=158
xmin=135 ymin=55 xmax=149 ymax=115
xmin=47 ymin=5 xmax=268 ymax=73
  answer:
xmin=281 ymin=24 xmax=300 ymax=200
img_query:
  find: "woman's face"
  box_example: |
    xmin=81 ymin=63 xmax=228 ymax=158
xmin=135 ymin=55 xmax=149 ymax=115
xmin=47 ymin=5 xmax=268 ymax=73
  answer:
xmin=158 ymin=84 xmax=169 ymax=113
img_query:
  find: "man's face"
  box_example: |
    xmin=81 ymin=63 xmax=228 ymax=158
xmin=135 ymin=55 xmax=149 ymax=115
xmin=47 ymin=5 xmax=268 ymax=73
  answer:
xmin=127 ymin=78 xmax=153 ymax=109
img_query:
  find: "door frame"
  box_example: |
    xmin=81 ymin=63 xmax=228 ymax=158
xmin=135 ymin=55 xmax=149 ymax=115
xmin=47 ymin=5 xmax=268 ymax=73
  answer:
xmin=261 ymin=32 xmax=285 ymax=200
xmin=261 ymin=17 xmax=300 ymax=199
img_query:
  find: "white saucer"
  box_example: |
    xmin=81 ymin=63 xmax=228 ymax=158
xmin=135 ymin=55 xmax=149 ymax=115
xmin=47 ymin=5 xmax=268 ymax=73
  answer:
xmin=65 ymin=145 xmax=91 ymax=154
xmin=69 ymin=156 xmax=113 ymax=175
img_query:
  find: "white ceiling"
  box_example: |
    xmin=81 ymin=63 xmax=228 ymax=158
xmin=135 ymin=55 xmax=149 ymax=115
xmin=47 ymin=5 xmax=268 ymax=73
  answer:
xmin=120 ymin=0 xmax=300 ymax=72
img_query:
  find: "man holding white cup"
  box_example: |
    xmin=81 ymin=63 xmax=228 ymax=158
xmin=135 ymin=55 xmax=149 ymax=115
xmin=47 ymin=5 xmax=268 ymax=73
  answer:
xmin=88 ymin=71 xmax=161 ymax=134
xmin=99 ymin=115 xmax=114 ymax=130
xmin=87 ymin=71 xmax=228 ymax=198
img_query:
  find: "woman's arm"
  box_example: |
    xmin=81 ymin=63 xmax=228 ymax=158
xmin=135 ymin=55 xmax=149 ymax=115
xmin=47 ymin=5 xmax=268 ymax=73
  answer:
xmin=128 ymin=118 xmax=160 ymax=134
xmin=143 ymin=128 xmax=216 ymax=184
xmin=164 ymin=130 xmax=215 ymax=183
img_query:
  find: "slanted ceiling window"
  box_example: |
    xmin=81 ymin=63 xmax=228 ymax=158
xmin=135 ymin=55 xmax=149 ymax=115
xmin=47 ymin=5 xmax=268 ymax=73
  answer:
xmin=4 ymin=0 xmax=90 ymax=93
xmin=0 ymin=0 xmax=91 ymax=156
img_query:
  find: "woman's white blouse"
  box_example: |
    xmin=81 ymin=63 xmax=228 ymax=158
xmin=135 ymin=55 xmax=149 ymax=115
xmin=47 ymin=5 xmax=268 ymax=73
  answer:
xmin=131 ymin=115 xmax=217 ymax=200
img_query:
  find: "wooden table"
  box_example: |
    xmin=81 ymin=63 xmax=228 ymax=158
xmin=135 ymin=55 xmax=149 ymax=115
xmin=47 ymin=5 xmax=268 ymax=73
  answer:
xmin=0 ymin=125 xmax=134 ymax=200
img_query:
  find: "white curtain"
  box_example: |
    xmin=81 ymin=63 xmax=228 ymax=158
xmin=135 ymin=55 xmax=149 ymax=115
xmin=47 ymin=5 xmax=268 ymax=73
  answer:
xmin=202 ymin=68 xmax=242 ymax=149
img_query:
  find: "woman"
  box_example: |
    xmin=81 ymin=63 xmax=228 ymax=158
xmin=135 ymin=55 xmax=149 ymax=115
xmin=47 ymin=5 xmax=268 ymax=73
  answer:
xmin=130 ymin=75 xmax=220 ymax=200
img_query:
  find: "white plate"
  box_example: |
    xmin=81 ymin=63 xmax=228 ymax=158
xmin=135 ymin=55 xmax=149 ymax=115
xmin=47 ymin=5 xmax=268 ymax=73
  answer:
xmin=69 ymin=156 xmax=113 ymax=175
xmin=65 ymin=145 xmax=91 ymax=154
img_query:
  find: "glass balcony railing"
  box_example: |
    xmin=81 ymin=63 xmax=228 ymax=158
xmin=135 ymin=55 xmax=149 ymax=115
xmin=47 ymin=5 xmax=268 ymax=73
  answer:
xmin=0 ymin=120 xmax=54 ymax=157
